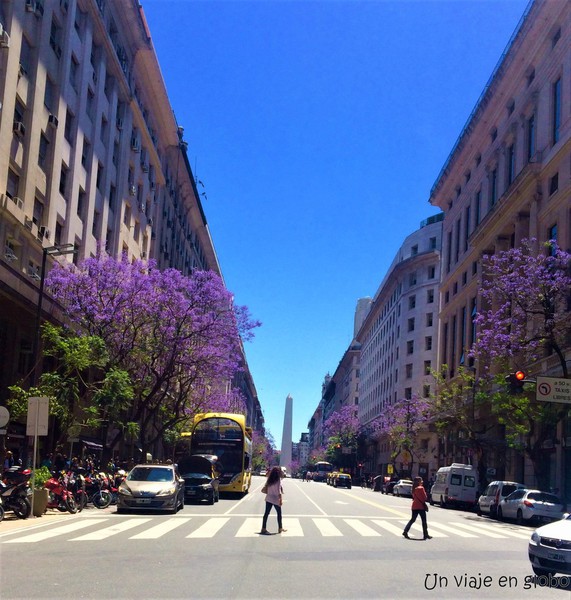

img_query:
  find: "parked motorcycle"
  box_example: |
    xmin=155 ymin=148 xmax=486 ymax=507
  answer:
xmin=1 ymin=466 xmax=32 ymax=519
xmin=44 ymin=472 xmax=78 ymax=513
xmin=79 ymin=472 xmax=112 ymax=509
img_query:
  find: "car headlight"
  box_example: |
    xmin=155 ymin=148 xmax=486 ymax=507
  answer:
xmin=157 ymin=486 xmax=176 ymax=496
xmin=200 ymin=484 xmax=211 ymax=490
xmin=118 ymin=483 xmax=132 ymax=496
xmin=530 ymin=532 xmax=541 ymax=546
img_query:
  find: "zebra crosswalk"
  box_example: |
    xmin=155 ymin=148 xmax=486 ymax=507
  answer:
xmin=1 ymin=516 xmax=532 ymax=544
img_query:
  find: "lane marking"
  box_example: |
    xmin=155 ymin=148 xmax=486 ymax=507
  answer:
xmin=187 ymin=517 xmax=229 ymax=538
xmin=236 ymin=517 xmax=262 ymax=537
xmin=130 ymin=517 xmax=192 ymax=539
xmin=344 ymin=519 xmax=381 ymax=536
xmin=4 ymin=519 xmax=104 ymax=543
xmin=313 ymin=518 xmax=342 ymax=536
xmin=399 ymin=520 xmax=447 ymax=538
xmin=372 ymin=519 xmax=405 ymax=536
xmin=279 ymin=518 xmax=303 ymax=537
xmin=450 ymin=522 xmax=507 ymax=538
xmin=422 ymin=522 xmax=477 ymax=538
xmin=296 ymin=485 xmax=328 ymax=516
xmin=472 ymin=521 xmax=531 ymax=539
xmin=70 ymin=518 xmax=151 ymax=540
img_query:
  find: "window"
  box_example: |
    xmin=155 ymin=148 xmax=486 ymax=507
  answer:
xmin=409 ymin=272 xmax=417 ymax=286
xmin=7 ymin=169 xmax=20 ymax=199
xmin=552 ymin=27 xmax=561 ymax=48
xmin=96 ymin=163 xmax=104 ymax=192
xmin=426 ymin=313 xmax=433 ymax=327
xmin=428 ymin=265 xmax=436 ymax=279
xmin=407 ymin=340 xmax=414 ymax=355
xmin=527 ymin=114 xmax=535 ymax=161
xmin=474 ymin=190 xmax=481 ymax=226
xmin=44 ymin=77 xmax=56 ymax=112
xmin=32 ymin=198 xmax=44 ymax=226
xmin=411 ymin=245 xmax=418 ymax=256
xmin=124 ymin=204 xmax=131 ymax=227
xmin=77 ymin=188 xmax=86 ymax=219
xmin=64 ymin=110 xmax=74 ymax=143
xmin=547 ymin=224 xmax=558 ymax=256
xmin=507 ymin=99 xmax=515 ymax=115
xmin=425 ymin=336 xmax=432 ymax=351
xmin=407 ymin=318 xmax=415 ymax=332
xmin=408 ymin=295 xmax=416 ymax=310
xmin=92 ymin=211 xmax=100 ymax=237
xmin=491 ymin=128 xmax=497 ymax=142
xmin=549 ymin=173 xmax=559 ymax=195
xmin=70 ymin=55 xmax=79 ymax=90
xmin=20 ymin=36 xmax=32 ymax=77
xmin=100 ymin=116 xmax=108 ymax=144
xmin=86 ymin=88 xmax=95 ymax=121
xmin=446 ymin=231 xmax=452 ymax=273
xmin=527 ymin=68 xmax=535 ymax=86
xmin=464 ymin=206 xmax=470 ymax=252
xmin=404 ymin=388 xmax=412 ymax=400
xmin=424 ymin=360 xmax=431 ymax=376
xmin=38 ymin=133 xmax=49 ymax=170
xmin=423 ymin=385 xmax=430 ymax=399
xmin=81 ymin=138 xmax=91 ymax=168
xmin=406 ymin=364 xmax=413 ymax=379
xmin=489 ymin=168 xmax=497 ymax=207
xmin=429 ymin=236 xmax=437 ymax=250
xmin=507 ymin=144 xmax=515 ymax=186
xmin=49 ymin=19 xmax=62 ymax=57
xmin=109 ymin=185 xmax=116 ymax=211
xmin=59 ymin=163 xmax=68 ymax=196
xmin=552 ymin=78 xmax=561 ymax=145
xmin=427 ymin=289 xmax=434 ymax=304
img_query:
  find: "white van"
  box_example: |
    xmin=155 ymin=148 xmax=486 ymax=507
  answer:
xmin=429 ymin=463 xmax=479 ymax=509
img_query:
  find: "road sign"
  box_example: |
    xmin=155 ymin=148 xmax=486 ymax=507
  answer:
xmin=536 ymin=376 xmax=571 ymax=405
xmin=0 ymin=406 xmax=9 ymax=427
xmin=26 ymin=396 xmax=49 ymax=436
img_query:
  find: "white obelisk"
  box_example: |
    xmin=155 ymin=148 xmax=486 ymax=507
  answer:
xmin=280 ymin=394 xmax=293 ymax=473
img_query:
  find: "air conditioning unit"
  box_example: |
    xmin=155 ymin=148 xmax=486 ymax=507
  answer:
xmin=39 ymin=226 xmax=49 ymax=239
xmin=4 ymin=246 xmax=17 ymax=262
xmin=141 ymin=163 xmax=149 ymax=173
xmin=25 ymin=0 xmax=36 ymax=12
xmin=12 ymin=196 xmax=24 ymax=210
xmin=116 ymin=118 xmax=123 ymax=130
xmin=48 ymin=114 xmax=58 ymax=128
xmin=0 ymin=30 xmax=10 ymax=49
xmin=13 ymin=121 xmax=26 ymax=137
xmin=129 ymin=185 xmax=136 ymax=196
xmin=24 ymin=217 xmax=33 ymax=230
xmin=18 ymin=63 xmax=27 ymax=77
xmin=148 ymin=218 xmax=153 ymax=226
xmin=130 ymin=139 xmax=140 ymax=152
xmin=150 ymin=182 xmax=156 ymax=191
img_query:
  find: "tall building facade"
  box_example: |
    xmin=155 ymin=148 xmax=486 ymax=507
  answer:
xmin=0 ymin=0 xmax=260 ymax=452
xmin=428 ymin=0 xmax=570 ymax=495
xmin=356 ymin=215 xmax=443 ymax=477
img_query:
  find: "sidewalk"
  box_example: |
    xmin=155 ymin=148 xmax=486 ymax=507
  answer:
xmin=0 ymin=509 xmax=73 ymax=536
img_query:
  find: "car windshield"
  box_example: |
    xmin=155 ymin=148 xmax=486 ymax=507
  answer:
xmin=181 ymin=472 xmax=210 ymax=481
xmin=128 ymin=467 xmax=174 ymax=482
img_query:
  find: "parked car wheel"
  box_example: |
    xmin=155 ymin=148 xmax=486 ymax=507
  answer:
xmin=516 ymin=509 xmax=524 ymax=525
xmin=497 ymin=506 xmax=503 ymax=520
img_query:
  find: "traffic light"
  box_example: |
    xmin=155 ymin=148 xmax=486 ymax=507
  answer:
xmin=506 ymin=370 xmax=526 ymax=394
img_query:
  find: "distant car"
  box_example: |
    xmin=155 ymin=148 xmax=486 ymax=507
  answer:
xmin=382 ymin=478 xmax=399 ymax=495
xmin=392 ymin=479 xmax=414 ymax=497
xmin=528 ymin=513 xmax=571 ymax=576
xmin=333 ymin=473 xmax=352 ymax=489
xmin=477 ymin=481 xmax=526 ymax=518
xmin=498 ymin=489 xmax=565 ymax=525
xmin=117 ymin=463 xmax=184 ymax=514
xmin=179 ymin=455 xmax=220 ymax=505
xmin=260 ymin=469 xmax=267 ymax=477
xmin=327 ymin=472 xmax=340 ymax=486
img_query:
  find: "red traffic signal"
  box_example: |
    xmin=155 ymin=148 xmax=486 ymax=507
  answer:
xmin=506 ymin=371 xmax=526 ymax=393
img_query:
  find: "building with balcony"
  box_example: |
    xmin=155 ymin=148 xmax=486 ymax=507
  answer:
xmin=0 ymin=0 xmax=260 ymax=455
xmin=356 ymin=214 xmax=443 ymax=478
xmin=428 ymin=0 xmax=570 ymax=496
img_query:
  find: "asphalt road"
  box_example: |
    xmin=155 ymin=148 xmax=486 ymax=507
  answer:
xmin=0 ymin=476 xmax=568 ymax=600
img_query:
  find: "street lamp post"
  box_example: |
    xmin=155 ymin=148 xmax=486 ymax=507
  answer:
xmin=31 ymin=244 xmax=76 ymax=386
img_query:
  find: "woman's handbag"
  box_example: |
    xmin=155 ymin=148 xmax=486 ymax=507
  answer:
xmin=423 ymin=502 xmax=429 ymax=512
xmin=261 ymin=483 xmax=268 ymax=494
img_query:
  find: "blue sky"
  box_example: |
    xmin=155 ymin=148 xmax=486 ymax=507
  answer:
xmin=141 ymin=0 xmax=530 ymax=448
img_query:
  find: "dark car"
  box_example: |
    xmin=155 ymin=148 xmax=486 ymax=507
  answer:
xmin=382 ymin=478 xmax=400 ymax=495
xmin=179 ymin=454 xmax=220 ymax=505
xmin=333 ymin=473 xmax=352 ymax=489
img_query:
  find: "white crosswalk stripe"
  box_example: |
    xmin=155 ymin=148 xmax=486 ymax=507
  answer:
xmin=70 ymin=518 xmax=152 ymax=540
xmin=344 ymin=519 xmax=381 ymax=536
xmin=1 ymin=516 xmax=534 ymax=543
xmin=313 ymin=518 xmax=342 ymax=536
xmin=131 ymin=517 xmax=192 ymax=539
xmin=187 ymin=517 xmax=227 ymax=538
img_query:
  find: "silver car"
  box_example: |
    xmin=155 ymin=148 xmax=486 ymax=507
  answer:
xmin=498 ymin=489 xmax=564 ymax=525
xmin=529 ymin=514 xmax=571 ymax=576
xmin=117 ymin=464 xmax=184 ymax=514
xmin=392 ymin=479 xmax=414 ymax=497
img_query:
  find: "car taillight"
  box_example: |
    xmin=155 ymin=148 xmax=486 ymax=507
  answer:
xmin=523 ymin=500 xmax=534 ymax=508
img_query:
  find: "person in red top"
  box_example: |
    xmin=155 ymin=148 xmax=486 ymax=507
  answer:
xmin=402 ymin=477 xmax=432 ymax=540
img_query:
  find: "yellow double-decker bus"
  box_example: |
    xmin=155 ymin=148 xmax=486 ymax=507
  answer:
xmin=182 ymin=413 xmax=252 ymax=495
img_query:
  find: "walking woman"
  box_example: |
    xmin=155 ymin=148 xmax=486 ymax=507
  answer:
xmin=402 ymin=477 xmax=432 ymax=540
xmin=260 ymin=466 xmax=286 ymax=534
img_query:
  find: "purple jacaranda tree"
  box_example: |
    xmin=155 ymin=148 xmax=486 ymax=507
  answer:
xmin=323 ymin=405 xmax=360 ymax=470
xmin=45 ymin=254 xmax=260 ymax=455
xmin=368 ymin=396 xmax=431 ymax=477
xmin=471 ymin=239 xmax=571 ymax=487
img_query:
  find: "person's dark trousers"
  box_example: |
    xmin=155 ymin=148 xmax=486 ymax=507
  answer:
xmin=262 ymin=501 xmax=282 ymax=530
xmin=403 ymin=509 xmax=428 ymax=537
